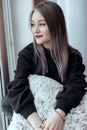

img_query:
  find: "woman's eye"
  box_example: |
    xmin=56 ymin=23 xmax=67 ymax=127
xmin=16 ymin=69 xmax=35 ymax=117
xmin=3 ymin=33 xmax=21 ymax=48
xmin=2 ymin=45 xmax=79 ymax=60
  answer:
xmin=31 ymin=23 xmax=35 ymax=27
xmin=30 ymin=23 xmax=46 ymax=27
xmin=39 ymin=23 xmax=46 ymax=26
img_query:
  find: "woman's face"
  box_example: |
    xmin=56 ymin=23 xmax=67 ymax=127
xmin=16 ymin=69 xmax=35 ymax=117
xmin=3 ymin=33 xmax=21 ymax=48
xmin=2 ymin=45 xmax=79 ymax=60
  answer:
xmin=31 ymin=10 xmax=51 ymax=48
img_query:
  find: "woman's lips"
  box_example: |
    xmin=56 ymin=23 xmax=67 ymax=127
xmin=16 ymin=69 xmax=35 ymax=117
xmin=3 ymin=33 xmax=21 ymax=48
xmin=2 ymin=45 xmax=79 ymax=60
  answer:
xmin=35 ymin=35 xmax=43 ymax=38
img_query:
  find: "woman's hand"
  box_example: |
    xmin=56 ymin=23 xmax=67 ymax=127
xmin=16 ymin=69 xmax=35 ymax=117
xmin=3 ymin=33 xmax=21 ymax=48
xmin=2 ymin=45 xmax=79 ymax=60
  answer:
xmin=27 ymin=112 xmax=43 ymax=130
xmin=41 ymin=109 xmax=65 ymax=130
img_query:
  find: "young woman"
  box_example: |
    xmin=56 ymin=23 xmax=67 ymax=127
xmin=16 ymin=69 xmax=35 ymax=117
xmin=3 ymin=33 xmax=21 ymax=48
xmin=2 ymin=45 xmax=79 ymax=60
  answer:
xmin=7 ymin=1 xmax=87 ymax=130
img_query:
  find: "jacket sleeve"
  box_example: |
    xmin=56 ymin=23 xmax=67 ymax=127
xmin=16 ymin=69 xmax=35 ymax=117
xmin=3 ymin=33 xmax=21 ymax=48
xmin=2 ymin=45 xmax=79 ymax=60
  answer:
xmin=7 ymin=50 xmax=36 ymax=119
xmin=55 ymin=53 xmax=87 ymax=114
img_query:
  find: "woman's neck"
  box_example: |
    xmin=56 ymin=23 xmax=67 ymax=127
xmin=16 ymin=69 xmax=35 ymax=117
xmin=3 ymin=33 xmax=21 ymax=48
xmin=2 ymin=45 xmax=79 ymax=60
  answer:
xmin=43 ymin=41 xmax=50 ymax=49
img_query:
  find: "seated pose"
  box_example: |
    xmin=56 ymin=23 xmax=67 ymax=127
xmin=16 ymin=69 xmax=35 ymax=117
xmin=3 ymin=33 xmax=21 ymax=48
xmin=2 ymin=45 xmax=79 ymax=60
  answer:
xmin=6 ymin=1 xmax=87 ymax=130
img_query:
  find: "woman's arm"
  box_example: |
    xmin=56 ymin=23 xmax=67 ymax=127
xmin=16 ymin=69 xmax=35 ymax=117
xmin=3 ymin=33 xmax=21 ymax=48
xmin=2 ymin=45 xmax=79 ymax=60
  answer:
xmin=7 ymin=44 xmax=37 ymax=119
xmin=41 ymin=53 xmax=87 ymax=130
xmin=55 ymin=53 xmax=87 ymax=115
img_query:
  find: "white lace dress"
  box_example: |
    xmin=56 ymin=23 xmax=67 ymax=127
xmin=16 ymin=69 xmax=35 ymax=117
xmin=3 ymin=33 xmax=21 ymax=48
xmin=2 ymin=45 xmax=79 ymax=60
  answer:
xmin=7 ymin=75 xmax=87 ymax=130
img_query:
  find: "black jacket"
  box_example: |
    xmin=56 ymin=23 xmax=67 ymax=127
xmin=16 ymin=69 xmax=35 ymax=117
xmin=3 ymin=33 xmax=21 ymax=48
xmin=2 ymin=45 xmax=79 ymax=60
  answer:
xmin=7 ymin=43 xmax=87 ymax=119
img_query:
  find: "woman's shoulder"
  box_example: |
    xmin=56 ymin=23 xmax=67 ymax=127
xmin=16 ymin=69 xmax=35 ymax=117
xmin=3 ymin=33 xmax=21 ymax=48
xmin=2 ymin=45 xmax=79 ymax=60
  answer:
xmin=68 ymin=46 xmax=82 ymax=59
xmin=18 ymin=43 xmax=34 ymax=56
xmin=68 ymin=46 xmax=84 ymax=67
xmin=67 ymin=46 xmax=85 ymax=76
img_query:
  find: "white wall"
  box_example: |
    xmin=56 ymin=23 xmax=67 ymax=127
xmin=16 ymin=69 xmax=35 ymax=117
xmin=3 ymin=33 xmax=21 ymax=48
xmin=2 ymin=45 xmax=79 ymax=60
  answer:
xmin=9 ymin=0 xmax=34 ymax=62
xmin=57 ymin=0 xmax=87 ymax=78
xmin=48 ymin=0 xmax=57 ymax=2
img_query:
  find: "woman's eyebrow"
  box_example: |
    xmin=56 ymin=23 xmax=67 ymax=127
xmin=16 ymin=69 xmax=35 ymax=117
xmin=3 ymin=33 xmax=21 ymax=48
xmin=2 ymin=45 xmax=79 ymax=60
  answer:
xmin=31 ymin=19 xmax=45 ymax=22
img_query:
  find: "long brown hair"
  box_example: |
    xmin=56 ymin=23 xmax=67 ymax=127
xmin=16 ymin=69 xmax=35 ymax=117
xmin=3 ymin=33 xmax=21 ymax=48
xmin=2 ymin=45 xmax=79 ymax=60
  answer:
xmin=30 ymin=1 xmax=70 ymax=82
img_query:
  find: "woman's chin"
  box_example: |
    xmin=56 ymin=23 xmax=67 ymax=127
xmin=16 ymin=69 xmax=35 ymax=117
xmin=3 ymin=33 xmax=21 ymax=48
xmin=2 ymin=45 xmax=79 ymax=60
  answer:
xmin=35 ymin=41 xmax=43 ymax=45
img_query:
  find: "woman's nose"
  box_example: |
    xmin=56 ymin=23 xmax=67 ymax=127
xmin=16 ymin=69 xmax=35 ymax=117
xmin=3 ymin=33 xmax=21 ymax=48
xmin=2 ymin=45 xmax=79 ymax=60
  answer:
xmin=34 ymin=25 xmax=40 ymax=33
